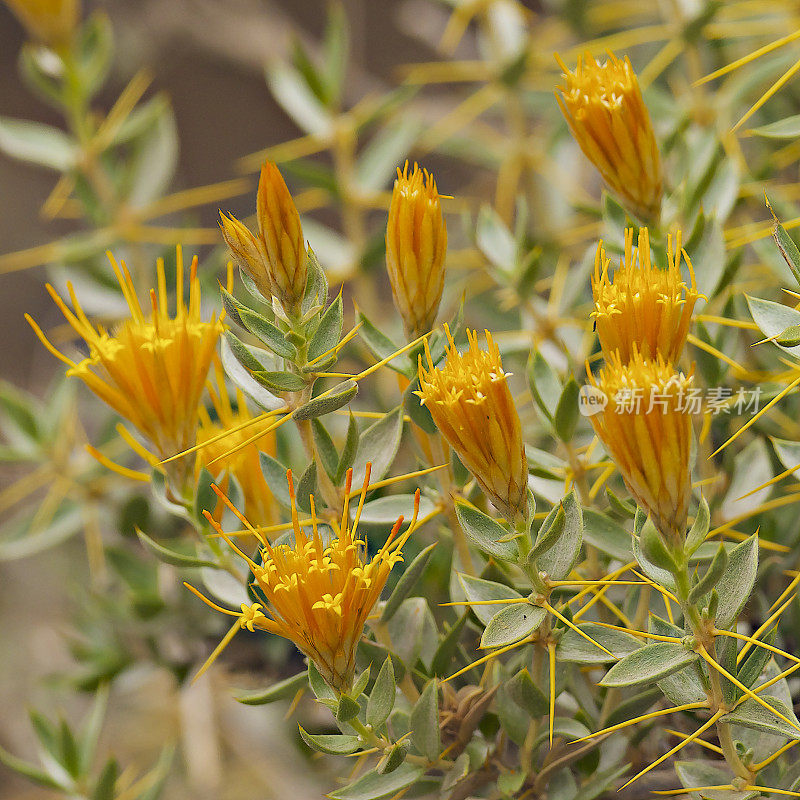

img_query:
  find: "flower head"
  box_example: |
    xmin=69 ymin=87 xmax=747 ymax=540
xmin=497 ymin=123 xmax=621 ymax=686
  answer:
xmin=592 ymin=228 xmax=703 ymax=363
xmin=4 ymin=0 xmax=79 ymax=47
xmin=587 ymin=350 xmax=692 ymax=539
xmin=557 ymin=52 xmax=662 ymax=222
xmin=27 ymin=248 xmax=224 ymax=472
xmin=221 ymin=161 xmax=308 ymax=314
xmin=386 ymin=162 xmax=448 ymax=339
xmin=190 ymin=465 xmax=420 ymax=693
xmin=417 ymin=327 xmax=528 ymax=523
xmin=196 ymin=362 xmax=278 ymax=528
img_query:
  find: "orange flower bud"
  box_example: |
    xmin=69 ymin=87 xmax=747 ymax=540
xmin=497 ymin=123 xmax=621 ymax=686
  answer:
xmin=557 ymin=52 xmax=662 ymax=222
xmin=219 ymin=211 xmax=273 ymax=299
xmin=257 ymin=161 xmax=308 ymax=314
xmin=386 ymin=163 xmax=447 ymax=339
xmin=4 ymin=0 xmax=79 ymax=47
xmin=587 ymin=350 xmax=692 ymax=539
xmin=417 ymin=327 xmax=528 ymax=523
xmin=592 ymin=228 xmax=703 ymax=363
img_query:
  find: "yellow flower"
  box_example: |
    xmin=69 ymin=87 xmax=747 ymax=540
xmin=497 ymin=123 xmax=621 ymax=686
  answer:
xmin=189 ymin=465 xmax=420 ymax=693
xmin=557 ymin=52 xmax=662 ymax=222
xmin=4 ymin=0 xmax=79 ymax=47
xmin=592 ymin=227 xmax=703 ymax=363
xmin=386 ymin=162 xmax=447 ymax=339
xmin=587 ymin=350 xmax=692 ymax=539
xmin=27 ymin=248 xmax=224 ymax=474
xmin=196 ymin=362 xmax=278 ymax=528
xmin=221 ymin=161 xmax=308 ymax=315
xmin=417 ymin=327 xmax=528 ymax=523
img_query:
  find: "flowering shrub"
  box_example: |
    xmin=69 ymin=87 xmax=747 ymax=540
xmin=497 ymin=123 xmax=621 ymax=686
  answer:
xmin=5 ymin=1 xmax=800 ymax=799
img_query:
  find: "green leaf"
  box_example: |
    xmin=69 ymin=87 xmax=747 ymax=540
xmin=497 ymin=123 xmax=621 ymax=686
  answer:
xmin=455 ymin=500 xmax=517 ymax=561
xmin=299 ymin=727 xmax=361 ymax=754
xmin=323 ymin=1 xmax=348 ymax=105
xmin=738 ymin=627 xmax=776 ymax=689
xmin=358 ymin=495 xmax=437 ymax=526
xmin=750 ymin=114 xmax=800 ymax=139
xmin=721 ymin=696 xmax=800 ymax=740
xmin=458 ymin=575 xmax=522 ymax=625
xmin=125 ymin=106 xmax=178 ymax=207
xmin=430 ymin=613 xmax=468 ymax=677
xmin=769 ymin=202 xmax=800 ymax=288
xmin=685 ymin=496 xmax=710 ymax=556
xmin=366 ymin=657 xmax=396 ymax=728
xmin=556 ymin=622 xmax=642 ymax=664
xmin=715 ymin=534 xmax=758 ymax=629
xmin=380 ymin=543 xmax=436 ymax=622
xmin=237 ymin=311 xmax=296 ymax=360
xmin=0 ymin=745 xmax=64 ymax=790
xmin=136 ymin=530 xmax=216 ymax=569
xmin=336 ymin=411 xmax=359 ymax=483
xmin=308 ymin=294 xmax=343 ymax=361
xmin=0 ymin=116 xmax=76 ymax=171
xmin=582 ymin=510 xmax=633 ymax=561
xmin=476 ymin=204 xmax=516 ymax=274
xmin=599 ymin=642 xmax=699 ymax=687
xmin=308 ymin=661 xmax=336 ymax=702
xmin=92 ymin=758 xmax=118 ymax=800
xmin=747 ymin=295 xmax=800 ymax=358
xmin=234 ymin=670 xmax=308 ymax=705
xmin=506 ymin=668 xmax=549 ymax=717
xmin=527 ymin=351 xmax=560 ymax=423
xmin=529 ymin=502 xmax=565 ymax=561
xmin=356 ymin=311 xmax=409 ymax=376
xmin=294 ymin=380 xmax=357 ymax=421
xmin=481 ymin=603 xmax=544 ymax=649
xmin=267 ymin=61 xmax=332 ymax=137
xmin=258 ymin=453 xmax=291 ymax=508
xmin=59 ymin=718 xmax=81 ymax=778
xmin=295 ymin=461 xmax=317 ymax=513
xmin=220 ymin=336 xmax=282 ymax=412
xmin=356 ymin=120 xmax=420 ymax=191
xmin=537 ymin=490 xmax=582 ymax=580
xmin=639 ymin=517 xmax=679 ymax=573
xmin=554 ymin=377 xmax=580 ymax=441
xmin=688 ymin=542 xmax=728 ymax=603
xmin=376 ymin=740 xmax=408 ymax=775
xmin=251 ymin=370 xmax=307 ymax=393
xmin=312 ymin=419 xmax=339 ymax=478
xmin=328 ymin=763 xmax=424 ymax=800
xmin=351 ymin=406 xmax=403 ymax=486
xmin=410 ymin=679 xmax=440 ymax=761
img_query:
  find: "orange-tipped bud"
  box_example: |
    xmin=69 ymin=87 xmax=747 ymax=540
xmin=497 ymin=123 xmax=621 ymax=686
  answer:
xmin=592 ymin=228 xmax=703 ymax=363
xmin=587 ymin=350 xmax=692 ymax=539
xmin=219 ymin=211 xmax=273 ymax=299
xmin=4 ymin=0 xmax=79 ymax=47
xmin=257 ymin=161 xmax=308 ymax=314
xmin=386 ymin=162 xmax=447 ymax=339
xmin=417 ymin=327 xmax=528 ymax=523
xmin=557 ymin=52 xmax=662 ymax=222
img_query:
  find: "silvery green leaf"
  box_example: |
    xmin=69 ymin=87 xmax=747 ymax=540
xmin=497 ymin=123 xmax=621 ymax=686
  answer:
xmin=527 ymin=351 xmax=560 ymax=423
xmin=294 ymin=381 xmax=357 ymax=421
xmin=266 ymin=61 xmax=332 ymax=136
xmin=296 ymin=461 xmax=317 ymax=513
xmin=328 ymin=763 xmax=423 ymax=800
xmin=771 ymin=205 xmax=800 ymax=288
xmin=351 ymin=406 xmax=403 ymax=485
xmin=747 ymin=295 xmax=800 ymax=358
xmin=234 ymin=671 xmax=308 ymax=705
xmin=126 ymin=106 xmax=178 ymax=207
xmin=582 ymin=510 xmax=632 ymax=561
xmin=458 ymin=574 xmax=522 ymax=625
xmin=258 ymin=452 xmax=291 ymax=508
xmin=720 ymin=438 xmax=771 ymax=522
xmin=715 ymin=534 xmax=759 ymax=629
xmin=632 ymin=533 xmax=677 ymax=593
xmin=386 ymin=597 xmax=436 ymax=668
xmin=357 ymin=495 xmax=436 ymax=526
xmin=685 ymin=495 xmax=710 ymax=556
xmin=237 ymin=310 xmax=295 ymax=359
xmin=366 ymin=657 xmax=395 ymax=728
xmin=537 ymin=490 xmax=582 ymax=580
xmin=336 ymin=694 xmax=361 ymax=723
xmin=200 ymin=567 xmax=249 ymax=609
xmin=750 ymin=114 xmax=800 ymax=139
xmin=221 ymin=336 xmax=282 ymax=411
xmin=376 ymin=740 xmax=408 ymax=775
xmin=308 ymin=661 xmax=336 ymax=702
xmin=553 ymin=377 xmax=580 ymax=442
xmin=455 ymin=500 xmax=517 ymax=561
xmin=136 ymin=530 xmax=216 ymax=569
xmin=299 ymin=727 xmax=360 ymax=754
xmin=251 ymin=369 xmax=306 ymax=393
xmin=356 ymin=311 xmax=406 ymax=371
xmin=0 ymin=116 xmax=76 ymax=171
xmin=599 ymin=642 xmax=698 ymax=687
xmin=0 ymin=504 xmax=85 ymax=561
xmin=674 ymin=762 xmax=757 ymax=800
xmin=336 ymin=411 xmax=359 ymax=482
xmin=556 ymin=622 xmax=642 ymax=664
xmin=430 ymin=613 xmax=468 ymax=677
xmin=639 ymin=517 xmax=679 ymax=573
xmin=505 ymin=668 xmax=548 ymax=717
xmin=688 ymin=542 xmax=728 ymax=604
xmin=476 ymin=204 xmax=516 ymax=275
xmin=308 ymin=294 xmax=343 ymax=362
xmin=722 ymin=696 xmax=800 ymax=740
xmin=410 ymin=679 xmax=439 ymax=761
xmin=480 ymin=603 xmax=544 ymax=649
xmin=312 ymin=419 xmax=338 ymax=478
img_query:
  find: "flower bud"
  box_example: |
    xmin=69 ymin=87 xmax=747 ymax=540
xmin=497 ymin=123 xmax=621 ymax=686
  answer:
xmin=592 ymin=227 xmax=703 ymax=363
xmin=386 ymin=162 xmax=447 ymax=339
xmin=587 ymin=350 xmax=692 ymax=540
xmin=557 ymin=52 xmax=662 ymax=222
xmin=417 ymin=327 xmax=528 ymax=523
xmin=4 ymin=0 xmax=79 ymax=48
xmin=257 ymin=160 xmax=308 ymax=314
xmin=219 ymin=211 xmax=273 ymax=299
